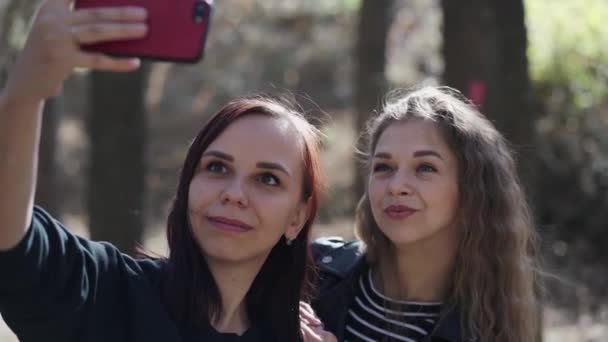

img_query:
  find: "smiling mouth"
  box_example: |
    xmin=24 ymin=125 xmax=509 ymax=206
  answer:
xmin=207 ymin=216 xmax=253 ymax=233
xmin=383 ymin=205 xmax=417 ymax=220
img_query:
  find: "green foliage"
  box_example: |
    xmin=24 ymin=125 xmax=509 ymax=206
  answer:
xmin=526 ymin=0 xmax=608 ymax=306
xmin=0 ymin=0 xmax=41 ymax=76
xmin=526 ymin=0 xmax=608 ymax=109
xmin=340 ymin=0 xmax=362 ymax=11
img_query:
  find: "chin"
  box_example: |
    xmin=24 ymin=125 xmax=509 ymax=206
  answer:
xmin=390 ymin=236 xmax=425 ymax=247
xmin=194 ymin=236 xmax=242 ymax=260
xmin=380 ymin=229 xmax=428 ymax=247
xmin=202 ymin=241 xmax=274 ymax=265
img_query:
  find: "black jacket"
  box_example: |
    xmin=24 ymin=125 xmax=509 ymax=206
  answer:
xmin=310 ymin=237 xmax=471 ymax=342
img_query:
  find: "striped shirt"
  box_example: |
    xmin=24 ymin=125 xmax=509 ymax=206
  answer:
xmin=344 ymin=269 xmax=442 ymax=342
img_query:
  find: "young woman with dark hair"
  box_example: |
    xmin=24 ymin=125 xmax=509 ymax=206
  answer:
xmin=311 ymin=87 xmax=540 ymax=342
xmin=0 ymin=1 xmax=334 ymax=341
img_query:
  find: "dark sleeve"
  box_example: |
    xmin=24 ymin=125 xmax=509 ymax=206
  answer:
xmin=0 ymin=206 xmax=141 ymax=340
xmin=310 ymin=236 xmax=347 ymax=261
xmin=310 ymin=237 xmax=364 ymax=287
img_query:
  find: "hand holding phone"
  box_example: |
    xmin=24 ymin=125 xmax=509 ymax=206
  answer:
xmin=75 ymin=0 xmax=212 ymax=63
xmin=4 ymin=0 xmax=146 ymax=104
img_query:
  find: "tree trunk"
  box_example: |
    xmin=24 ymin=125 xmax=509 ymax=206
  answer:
xmin=87 ymin=65 xmax=149 ymax=255
xmin=441 ymin=0 xmax=536 ymax=186
xmin=353 ymin=0 xmax=393 ymax=201
xmin=441 ymin=0 xmax=541 ymax=340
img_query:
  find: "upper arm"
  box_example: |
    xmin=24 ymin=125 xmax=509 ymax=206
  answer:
xmin=0 ymin=206 xmax=136 ymax=338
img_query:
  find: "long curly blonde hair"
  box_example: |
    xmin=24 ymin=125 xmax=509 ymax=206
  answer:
xmin=355 ymin=86 xmax=540 ymax=342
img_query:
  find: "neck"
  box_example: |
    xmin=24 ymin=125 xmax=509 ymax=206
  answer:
xmin=206 ymin=255 xmax=268 ymax=335
xmin=376 ymin=229 xmax=458 ymax=302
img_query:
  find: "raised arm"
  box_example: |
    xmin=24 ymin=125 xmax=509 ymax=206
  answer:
xmin=0 ymin=0 xmax=147 ymax=250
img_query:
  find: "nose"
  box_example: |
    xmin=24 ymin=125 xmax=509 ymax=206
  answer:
xmin=220 ymin=178 xmax=248 ymax=208
xmin=387 ymin=171 xmax=414 ymax=197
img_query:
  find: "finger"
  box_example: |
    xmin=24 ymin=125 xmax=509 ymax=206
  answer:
xmin=72 ymin=23 xmax=147 ymax=44
xmin=300 ymin=301 xmax=314 ymax=312
xmin=70 ymin=6 xmax=147 ymax=25
xmin=76 ymin=52 xmax=141 ymax=72
xmin=309 ymin=326 xmax=337 ymax=342
xmin=301 ymin=323 xmax=322 ymax=342
xmin=318 ymin=331 xmax=337 ymax=342
xmin=299 ymin=302 xmax=315 ymax=316
xmin=300 ymin=311 xmax=322 ymax=326
xmin=300 ymin=315 xmax=323 ymax=330
xmin=299 ymin=302 xmax=322 ymax=325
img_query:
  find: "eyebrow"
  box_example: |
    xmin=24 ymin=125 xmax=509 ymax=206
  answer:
xmin=202 ymin=150 xmax=290 ymax=176
xmin=202 ymin=150 xmax=233 ymax=161
xmin=373 ymin=150 xmax=444 ymax=160
xmin=257 ymin=162 xmax=290 ymax=176
xmin=373 ymin=152 xmax=392 ymax=159
xmin=413 ymin=150 xmax=444 ymax=160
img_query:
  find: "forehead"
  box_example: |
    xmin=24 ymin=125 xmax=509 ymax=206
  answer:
xmin=206 ymin=114 xmax=303 ymax=165
xmin=376 ymin=120 xmax=452 ymax=155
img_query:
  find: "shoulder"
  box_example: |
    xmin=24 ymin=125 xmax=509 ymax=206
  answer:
xmin=311 ymin=236 xmax=365 ymax=279
xmin=310 ymin=238 xmax=366 ymax=333
xmin=133 ymin=257 xmax=166 ymax=280
xmin=32 ymin=205 xmax=168 ymax=283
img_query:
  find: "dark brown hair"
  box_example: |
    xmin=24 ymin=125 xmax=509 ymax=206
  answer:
xmin=162 ymin=96 xmax=323 ymax=342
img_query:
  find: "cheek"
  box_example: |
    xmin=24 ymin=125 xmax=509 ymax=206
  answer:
xmin=187 ymin=183 xmax=197 ymax=208
xmin=188 ymin=177 xmax=217 ymax=210
xmin=258 ymin=193 xmax=297 ymax=224
xmin=445 ymin=185 xmax=460 ymax=216
xmin=368 ymin=178 xmax=384 ymax=204
xmin=367 ymin=179 xmax=385 ymax=217
xmin=429 ymin=181 xmax=459 ymax=216
xmin=269 ymin=192 xmax=308 ymax=234
xmin=188 ymin=178 xmax=202 ymax=203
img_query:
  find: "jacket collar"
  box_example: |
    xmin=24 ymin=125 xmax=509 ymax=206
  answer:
xmin=316 ymin=242 xmax=470 ymax=342
xmin=315 ymin=239 xmax=365 ymax=279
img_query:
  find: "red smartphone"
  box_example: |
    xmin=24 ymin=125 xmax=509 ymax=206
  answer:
xmin=74 ymin=0 xmax=212 ymax=63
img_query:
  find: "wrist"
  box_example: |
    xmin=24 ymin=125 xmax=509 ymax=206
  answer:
xmin=2 ymin=58 xmax=49 ymax=111
xmin=0 ymin=85 xmax=45 ymax=113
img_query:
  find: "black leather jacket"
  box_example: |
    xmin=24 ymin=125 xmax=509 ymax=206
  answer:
xmin=310 ymin=237 xmax=471 ymax=342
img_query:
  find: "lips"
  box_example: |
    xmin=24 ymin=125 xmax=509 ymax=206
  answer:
xmin=384 ymin=205 xmax=417 ymax=220
xmin=207 ymin=216 xmax=253 ymax=233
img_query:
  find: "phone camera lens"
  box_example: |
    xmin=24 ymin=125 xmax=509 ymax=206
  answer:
xmin=193 ymin=2 xmax=207 ymax=23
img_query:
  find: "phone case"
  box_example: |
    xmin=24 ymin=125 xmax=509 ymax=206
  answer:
xmin=74 ymin=0 xmax=212 ymax=63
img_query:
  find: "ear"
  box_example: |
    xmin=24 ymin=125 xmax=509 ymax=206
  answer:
xmin=285 ymin=197 xmax=312 ymax=241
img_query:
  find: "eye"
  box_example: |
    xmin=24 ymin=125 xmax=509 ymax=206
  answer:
xmin=416 ymin=163 xmax=437 ymax=173
xmin=258 ymin=172 xmax=280 ymax=186
xmin=372 ymin=163 xmax=393 ymax=173
xmin=206 ymin=161 xmax=228 ymax=174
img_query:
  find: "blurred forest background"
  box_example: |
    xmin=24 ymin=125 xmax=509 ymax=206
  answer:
xmin=1 ymin=0 xmax=607 ymax=341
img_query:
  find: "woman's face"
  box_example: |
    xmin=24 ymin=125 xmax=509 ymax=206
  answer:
xmin=188 ymin=114 xmax=309 ymax=264
xmin=368 ymin=120 xmax=460 ymax=250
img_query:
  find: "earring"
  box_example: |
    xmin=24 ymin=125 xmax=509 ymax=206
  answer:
xmin=286 ymin=237 xmax=293 ymax=246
